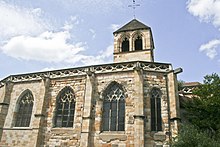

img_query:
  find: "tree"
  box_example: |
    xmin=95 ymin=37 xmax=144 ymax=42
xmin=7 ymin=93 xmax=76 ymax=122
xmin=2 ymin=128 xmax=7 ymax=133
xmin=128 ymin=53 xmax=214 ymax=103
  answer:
xmin=178 ymin=80 xmax=185 ymax=91
xmin=173 ymin=73 xmax=220 ymax=146
xmin=185 ymin=73 xmax=220 ymax=138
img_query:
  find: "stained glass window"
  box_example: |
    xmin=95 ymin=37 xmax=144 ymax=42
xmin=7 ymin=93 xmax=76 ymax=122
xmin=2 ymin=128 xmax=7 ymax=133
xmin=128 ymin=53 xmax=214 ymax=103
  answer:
xmin=54 ymin=87 xmax=75 ymax=127
xmin=102 ymin=82 xmax=125 ymax=131
xmin=15 ymin=90 xmax=34 ymax=127
xmin=150 ymin=88 xmax=162 ymax=131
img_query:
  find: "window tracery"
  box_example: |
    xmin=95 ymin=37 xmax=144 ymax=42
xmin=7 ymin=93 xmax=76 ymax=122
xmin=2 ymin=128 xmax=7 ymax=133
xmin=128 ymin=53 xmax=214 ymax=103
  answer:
xmin=15 ymin=90 xmax=34 ymax=127
xmin=102 ymin=82 xmax=125 ymax=131
xmin=54 ymin=87 xmax=75 ymax=127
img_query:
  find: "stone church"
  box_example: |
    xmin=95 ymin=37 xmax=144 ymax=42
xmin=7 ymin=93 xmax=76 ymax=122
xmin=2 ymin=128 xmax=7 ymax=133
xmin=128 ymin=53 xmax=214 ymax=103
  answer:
xmin=0 ymin=19 xmax=182 ymax=147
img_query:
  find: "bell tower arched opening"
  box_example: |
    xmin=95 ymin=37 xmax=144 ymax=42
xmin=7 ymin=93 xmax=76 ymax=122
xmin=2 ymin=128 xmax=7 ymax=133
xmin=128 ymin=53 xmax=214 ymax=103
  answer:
xmin=122 ymin=37 xmax=129 ymax=52
xmin=135 ymin=36 xmax=143 ymax=51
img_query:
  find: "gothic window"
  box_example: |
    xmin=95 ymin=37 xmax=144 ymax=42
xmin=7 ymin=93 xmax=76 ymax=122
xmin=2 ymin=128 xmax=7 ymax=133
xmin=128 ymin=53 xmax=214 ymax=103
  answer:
xmin=135 ymin=36 xmax=143 ymax=51
xmin=150 ymin=88 xmax=162 ymax=131
xmin=15 ymin=90 xmax=34 ymax=127
xmin=102 ymin=82 xmax=125 ymax=131
xmin=54 ymin=87 xmax=75 ymax=127
xmin=121 ymin=37 xmax=129 ymax=52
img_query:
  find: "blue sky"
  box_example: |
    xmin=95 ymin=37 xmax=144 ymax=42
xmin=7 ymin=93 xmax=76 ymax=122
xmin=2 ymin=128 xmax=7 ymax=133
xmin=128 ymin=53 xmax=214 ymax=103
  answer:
xmin=0 ymin=0 xmax=219 ymax=82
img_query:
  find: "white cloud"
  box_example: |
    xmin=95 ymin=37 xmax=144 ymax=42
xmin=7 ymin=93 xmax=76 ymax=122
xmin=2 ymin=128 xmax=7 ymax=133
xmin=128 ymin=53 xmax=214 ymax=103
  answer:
xmin=2 ymin=30 xmax=85 ymax=63
xmin=0 ymin=1 xmax=113 ymax=66
xmin=62 ymin=23 xmax=73 ymax=31
xmin=199 ymin=39 xmax=220 ymax=59
xmin=99 ymin=44 xmax=113 ymax=58
xmin=31 ymin=8 xmax=42 ymax=16
xmin=0 ymin=1 xmax=50 ymax=40
xmin=187 ymin=0 xmax=220 ymax=60
xmin=40 ymin=67 xmax=57 ymax=72
xmin=89 ymin=29 xmax=96 ymax=39
xmin=2 ymin=29 xmax=113 ymax=65
xmin=110 ymin=24 xmax=121 ymax=32
xmin=187 ymin=0 xmax=220 ymax=28
xmin=62 ymin=16 xmax=82 ymax=31
xmin=77 ymin=45 xmax=113 ymax=65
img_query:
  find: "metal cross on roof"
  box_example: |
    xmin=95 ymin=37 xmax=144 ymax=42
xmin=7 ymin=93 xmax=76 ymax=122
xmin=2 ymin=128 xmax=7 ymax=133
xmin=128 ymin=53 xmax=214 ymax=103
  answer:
xmin=128 ymin=0 xmax=140 ymax=19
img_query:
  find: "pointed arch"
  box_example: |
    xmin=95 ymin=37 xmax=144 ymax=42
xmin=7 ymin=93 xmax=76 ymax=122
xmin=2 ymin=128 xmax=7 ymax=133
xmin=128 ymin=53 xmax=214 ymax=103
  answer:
xmin=121 ymin=37 xmax=129 ymax=52
xmin=102 ymin=81 xmax=125 ymax=131
xmin=132 ymin=32 xmax=143 ymax=51
xmin=119 ymin=33 xmax=130 ymax=52
xmin=15 ymin=89 xmax=34 ymax=127
xmin=135 ymin=36 xmax=143 ymax=50
xmin=150 ymin=87 xmax=162 ymax=131
xmin=54 ymin=86 xmax=75 ymax=127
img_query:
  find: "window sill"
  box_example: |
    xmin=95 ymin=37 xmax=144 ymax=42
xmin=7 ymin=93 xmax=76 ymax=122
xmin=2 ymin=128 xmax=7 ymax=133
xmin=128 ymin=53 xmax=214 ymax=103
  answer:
xmin=51 ymin=127 xmax=77 ymax=134
xmin=153 ymin=131 xmax=166 ymax=141
xmin=99 ymin=131 xmax=127 ymax=142
xmin=51 ymin=128 xmax=79 ymax=139
xmin=5 ymin=127 xmax=33 ymax=130
xmin=113 ymin=49 xmax=152 ymax=54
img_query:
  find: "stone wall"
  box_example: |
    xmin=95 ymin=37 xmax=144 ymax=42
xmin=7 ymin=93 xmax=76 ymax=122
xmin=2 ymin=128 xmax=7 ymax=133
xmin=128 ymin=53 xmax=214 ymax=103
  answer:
xmin=1 ymin=129 xmax=39 ymax=146
xmin=0 ymin=80 xmax=44 ymax=147
xmin=0 ymin=62 xmax=180 ymax=147
xmin=44 ymin=77 xmax=86 ymax=147
xmin=93 ymin=72 xmax=135 ymax=147
xmin=0 ymin=84 xmax=7 ymax=140
xmin=143 ymin=72 xmax=169 ymax=146
xmin=114 ymin=50 xmax=153 ymax=63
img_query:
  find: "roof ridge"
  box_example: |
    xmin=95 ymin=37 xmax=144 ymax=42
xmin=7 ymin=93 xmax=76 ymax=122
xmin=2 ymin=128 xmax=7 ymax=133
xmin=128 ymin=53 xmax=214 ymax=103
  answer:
xmin=113 ymin=19 xmax=150 ymax=34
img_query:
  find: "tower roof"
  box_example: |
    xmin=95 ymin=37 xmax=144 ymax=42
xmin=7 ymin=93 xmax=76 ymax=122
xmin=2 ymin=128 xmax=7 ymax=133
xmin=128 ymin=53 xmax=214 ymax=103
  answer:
xmin=113 ymin=19 xmax=150 ymax=34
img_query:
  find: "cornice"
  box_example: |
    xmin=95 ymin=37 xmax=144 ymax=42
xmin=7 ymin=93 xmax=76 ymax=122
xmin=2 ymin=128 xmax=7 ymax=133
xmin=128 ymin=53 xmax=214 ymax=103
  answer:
xmin=0 ymin=61 xmax=172 ymax=83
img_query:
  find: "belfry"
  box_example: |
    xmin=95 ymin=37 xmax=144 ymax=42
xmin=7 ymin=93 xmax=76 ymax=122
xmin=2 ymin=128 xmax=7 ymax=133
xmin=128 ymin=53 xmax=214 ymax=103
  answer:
xmin=113 ymin=19 xmax=154 ymax=62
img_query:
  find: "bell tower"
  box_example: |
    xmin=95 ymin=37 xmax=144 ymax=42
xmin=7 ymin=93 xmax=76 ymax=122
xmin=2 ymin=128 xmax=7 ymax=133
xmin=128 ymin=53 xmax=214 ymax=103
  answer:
xmin=113 ymin=19 xmax=155 ymax=63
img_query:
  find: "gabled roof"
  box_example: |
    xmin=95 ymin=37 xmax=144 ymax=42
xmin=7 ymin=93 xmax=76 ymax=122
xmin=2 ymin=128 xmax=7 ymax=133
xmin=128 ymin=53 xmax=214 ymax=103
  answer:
xmin=113 ymin=19 xmax=150 ymax=34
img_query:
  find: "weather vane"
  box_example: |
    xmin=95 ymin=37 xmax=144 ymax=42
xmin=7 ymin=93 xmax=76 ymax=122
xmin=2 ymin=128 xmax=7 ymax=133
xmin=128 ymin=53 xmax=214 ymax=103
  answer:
xmin=128 ymin=0 xmax=140 ymax=19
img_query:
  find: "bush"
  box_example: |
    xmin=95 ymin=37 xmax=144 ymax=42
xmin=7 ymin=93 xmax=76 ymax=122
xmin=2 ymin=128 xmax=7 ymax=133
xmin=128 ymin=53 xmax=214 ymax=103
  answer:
xmin=172 ymin=124 xmax=220 ymax=147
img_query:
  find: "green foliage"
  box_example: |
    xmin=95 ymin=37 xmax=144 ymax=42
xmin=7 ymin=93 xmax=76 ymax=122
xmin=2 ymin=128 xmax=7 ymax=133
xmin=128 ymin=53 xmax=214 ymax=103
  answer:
xmin=173 ymin=73 xmax=220 ymax=146
xmin=178 ymin=80 xmax=185 ymax=91
xmin=172 ymin=124 xmax=220 ymax=147
xmin=185 ymin=73 xmax=220 ymax=138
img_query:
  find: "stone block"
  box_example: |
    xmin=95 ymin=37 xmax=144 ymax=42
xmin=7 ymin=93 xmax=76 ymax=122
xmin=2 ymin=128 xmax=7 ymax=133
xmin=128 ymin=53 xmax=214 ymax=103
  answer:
xmin=153 ymin=132 xmax=166 ymax=141
xmin=99 ymin=133 xmax=127 ymax=142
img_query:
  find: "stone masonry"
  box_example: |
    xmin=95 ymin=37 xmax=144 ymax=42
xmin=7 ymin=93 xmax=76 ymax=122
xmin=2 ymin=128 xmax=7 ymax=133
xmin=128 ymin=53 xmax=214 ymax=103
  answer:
xmin=0 ymin=61 xmax=180 ymax=147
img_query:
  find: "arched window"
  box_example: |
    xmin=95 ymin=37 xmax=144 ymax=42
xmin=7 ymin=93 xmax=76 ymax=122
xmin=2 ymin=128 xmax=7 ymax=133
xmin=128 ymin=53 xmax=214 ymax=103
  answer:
xmin=135 ymin=36 xmax=143 ymax=51
xmin=121 ymin=37 xmax=129 ymax=52
xmin=15 ymin=90 xmax=34 ymax=127
xmin=150 ymin=88 xmax=162 ymax=131
xmin=54 ymin=87 xmax=75 ymax=127
xmin=102 ymin=82 xmax=125 ymax=131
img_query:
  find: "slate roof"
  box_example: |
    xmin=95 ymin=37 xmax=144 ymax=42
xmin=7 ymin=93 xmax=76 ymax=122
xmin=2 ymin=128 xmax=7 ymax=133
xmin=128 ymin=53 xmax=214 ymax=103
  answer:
xmin=113 ymin=19 xmax=150 ymax=34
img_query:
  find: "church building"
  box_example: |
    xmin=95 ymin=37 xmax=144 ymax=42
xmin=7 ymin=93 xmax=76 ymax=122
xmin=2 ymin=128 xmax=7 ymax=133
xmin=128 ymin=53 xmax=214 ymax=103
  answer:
xmin=0 ymin=19 xmax=181 ymax=147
